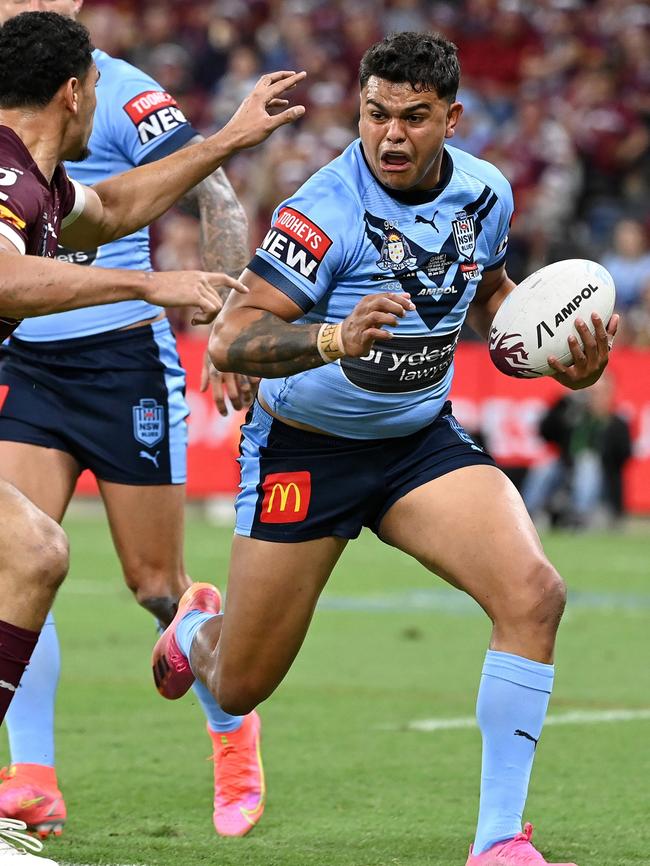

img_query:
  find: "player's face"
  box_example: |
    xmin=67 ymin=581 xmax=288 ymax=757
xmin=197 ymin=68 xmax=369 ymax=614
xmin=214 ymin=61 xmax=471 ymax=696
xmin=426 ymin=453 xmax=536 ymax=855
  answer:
xmin=359 ymin=76 xmax=463 ymax=192
xmin=64 ymin=61 xmax=98 ymax=162
xmin=0 ymin=0 xmax=82 ymax=23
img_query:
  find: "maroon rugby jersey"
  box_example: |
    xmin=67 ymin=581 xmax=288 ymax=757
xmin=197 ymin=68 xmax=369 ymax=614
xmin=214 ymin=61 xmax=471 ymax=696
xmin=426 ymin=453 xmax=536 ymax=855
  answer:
xmin=0 ymin=125 xmax=83 ymax=338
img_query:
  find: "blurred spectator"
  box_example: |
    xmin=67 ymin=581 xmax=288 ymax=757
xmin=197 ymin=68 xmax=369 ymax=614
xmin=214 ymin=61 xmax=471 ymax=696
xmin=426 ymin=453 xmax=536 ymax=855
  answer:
xmin=211 ymin=44 xmax=263 ymax=128
xmin=78 ymin=0 xmax=650 ymax=341
xmin=483 ymin=95 xmax=581 ymax=274
xmin=560 ymin=67 xmax=649 ymax=238
xmin=452 ymin=88 xmax=496 ymax=157
xmin=522 ymin=376 xmax=633 ymax=529
xmin=623 ymin=278 xmax=650 ymax=347
xmin=601 ymin=218 xmax=650 ymax=310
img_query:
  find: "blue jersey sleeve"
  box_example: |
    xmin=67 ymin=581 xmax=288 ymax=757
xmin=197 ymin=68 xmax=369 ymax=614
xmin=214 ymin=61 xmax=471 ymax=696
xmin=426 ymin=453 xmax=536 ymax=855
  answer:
xmin=248 ymin=171 xmax=361 ymax=312
xmin=102 ymin=61 xmax=197 ymax=168
xmin=483 ymin=170 xmax=514 ymax=271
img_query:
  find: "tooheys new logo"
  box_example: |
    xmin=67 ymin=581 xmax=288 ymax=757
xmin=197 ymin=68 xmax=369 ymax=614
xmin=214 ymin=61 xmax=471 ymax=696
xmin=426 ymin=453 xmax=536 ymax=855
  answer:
xmin=260 ymin=207 xmax=332 ymax=283
xmin=123 ymin=91 xmax=187 ymax=144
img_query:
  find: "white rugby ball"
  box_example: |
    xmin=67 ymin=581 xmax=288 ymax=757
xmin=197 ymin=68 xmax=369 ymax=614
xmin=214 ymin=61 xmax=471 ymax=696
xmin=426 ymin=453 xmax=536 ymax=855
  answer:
xmin=488 ymin=259 xmax=616 ymax=378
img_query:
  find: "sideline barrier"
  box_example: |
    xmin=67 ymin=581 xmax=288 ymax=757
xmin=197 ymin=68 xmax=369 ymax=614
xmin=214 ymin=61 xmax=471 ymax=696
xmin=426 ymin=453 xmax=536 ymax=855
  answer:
xmin=77 ymin=338 xmax=650 ymax=513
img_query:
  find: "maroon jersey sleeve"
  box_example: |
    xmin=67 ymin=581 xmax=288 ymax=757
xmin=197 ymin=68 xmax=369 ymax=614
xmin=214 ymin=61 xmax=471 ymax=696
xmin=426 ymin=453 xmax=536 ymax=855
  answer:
xmin=0 ymin=163 xmax=34 ymax=255
xmin=55 ymin=164 xmax=85 ymax=229
xmin=0 ymin=148 xmax=37 ymax=337
xmin=0 ymin=129 xmax=86 ymax=337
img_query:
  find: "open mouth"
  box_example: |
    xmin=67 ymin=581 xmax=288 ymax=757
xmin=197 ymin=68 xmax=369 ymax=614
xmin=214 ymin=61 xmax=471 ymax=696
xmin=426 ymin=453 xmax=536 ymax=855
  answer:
xmin=380 ymin=152 xmax=411 ymax=171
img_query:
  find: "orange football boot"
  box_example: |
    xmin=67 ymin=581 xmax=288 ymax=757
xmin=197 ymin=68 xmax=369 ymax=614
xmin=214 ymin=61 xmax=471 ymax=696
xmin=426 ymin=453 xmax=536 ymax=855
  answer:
xmin=208 ymin=711 xmax=266 ymax=837
xmin=0 ymin=765 xmax=65 ymax=839
xmin=152 ymin=582 xmax=221 ymax=699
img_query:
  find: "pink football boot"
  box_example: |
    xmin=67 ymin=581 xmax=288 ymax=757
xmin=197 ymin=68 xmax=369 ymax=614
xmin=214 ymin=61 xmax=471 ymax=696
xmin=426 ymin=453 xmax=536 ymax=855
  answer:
xmin=466 ymin=824 xmax=578 ymax=865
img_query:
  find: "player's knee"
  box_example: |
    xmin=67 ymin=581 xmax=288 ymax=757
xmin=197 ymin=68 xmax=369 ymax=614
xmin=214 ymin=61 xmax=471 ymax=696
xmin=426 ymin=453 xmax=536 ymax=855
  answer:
xmin=515 ymin=559 xmax=567 ymax=630
xmin=26 ymin=516 xmax=69 ymax=591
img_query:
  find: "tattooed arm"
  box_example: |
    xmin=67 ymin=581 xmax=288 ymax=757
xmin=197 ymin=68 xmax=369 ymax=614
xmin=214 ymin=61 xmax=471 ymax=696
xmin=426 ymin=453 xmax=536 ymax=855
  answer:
xmin=177 ymin=137 xmax=249 ymax=284
xmin=209 ymin=269 xmax=415 ymax=377
xmin=176 ymin=136 xmax=257 ymax=412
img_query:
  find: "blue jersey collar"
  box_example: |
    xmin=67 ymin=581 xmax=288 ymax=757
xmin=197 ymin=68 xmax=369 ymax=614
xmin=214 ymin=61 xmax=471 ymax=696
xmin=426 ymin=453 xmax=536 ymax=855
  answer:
xmin=359 ymin=143 xmax=453 ymax=205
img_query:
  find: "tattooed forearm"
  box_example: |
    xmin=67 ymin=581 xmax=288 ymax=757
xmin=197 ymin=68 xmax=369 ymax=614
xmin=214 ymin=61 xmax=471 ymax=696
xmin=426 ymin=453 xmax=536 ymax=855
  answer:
xmin=177 ymin=137 xmax=248 ymax=294
xmin=178 ymin=169 xmax=248 ymax=292
xmin=222 ymin=311 xmax=326 ymax=378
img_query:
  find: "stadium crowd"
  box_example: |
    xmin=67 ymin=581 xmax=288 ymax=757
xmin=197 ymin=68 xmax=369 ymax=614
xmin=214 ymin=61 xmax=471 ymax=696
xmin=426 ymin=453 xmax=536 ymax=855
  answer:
xmin=78 ymin=0 xmax=650 ymax=341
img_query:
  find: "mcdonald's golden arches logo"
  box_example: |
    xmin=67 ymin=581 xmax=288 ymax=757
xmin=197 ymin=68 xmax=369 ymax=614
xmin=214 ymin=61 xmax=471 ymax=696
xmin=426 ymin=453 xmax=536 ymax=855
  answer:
xmin=260 ymin=471 xmax=311 ymax=523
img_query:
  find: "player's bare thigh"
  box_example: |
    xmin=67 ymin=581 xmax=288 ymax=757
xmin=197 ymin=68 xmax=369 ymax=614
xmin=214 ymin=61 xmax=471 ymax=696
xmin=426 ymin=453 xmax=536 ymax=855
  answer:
xmin=98 ymin=480 xmax=190 ymax=607
xmin=378 ymin=464 xmax=566 ymax=662
xmin=0 ymin=441 xmax=81 ymax=522
xmin=193 ymin=534 xmax=347 ymax=716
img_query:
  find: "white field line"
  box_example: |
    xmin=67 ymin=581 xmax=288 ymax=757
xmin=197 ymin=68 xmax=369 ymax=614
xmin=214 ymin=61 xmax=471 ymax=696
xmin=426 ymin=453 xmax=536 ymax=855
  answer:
xmin=390 ymin=708 xmax=650 ymax=733
xmin=62 ymin=583 xmax=650 ymax=614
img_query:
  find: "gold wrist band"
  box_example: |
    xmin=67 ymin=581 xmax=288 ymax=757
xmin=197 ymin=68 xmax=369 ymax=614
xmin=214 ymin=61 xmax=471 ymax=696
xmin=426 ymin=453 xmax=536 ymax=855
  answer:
xmin=317 ymin=322 xmax=345 ymax=363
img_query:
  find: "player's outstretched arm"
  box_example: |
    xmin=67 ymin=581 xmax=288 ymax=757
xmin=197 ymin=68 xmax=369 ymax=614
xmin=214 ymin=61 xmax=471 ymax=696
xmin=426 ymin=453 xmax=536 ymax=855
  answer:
xmin=61 ymin=71 xmax=306 ymax=252
xmin=0 ymin=237 xmax=244 ymax=322
xmin=209 ymin=269 xmax=415 ymax=378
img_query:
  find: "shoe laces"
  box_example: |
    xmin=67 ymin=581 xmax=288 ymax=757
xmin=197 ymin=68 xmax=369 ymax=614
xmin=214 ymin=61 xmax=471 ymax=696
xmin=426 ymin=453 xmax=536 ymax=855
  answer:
xmin=514 ymin=824 xmax=535 ymax=844
xmin=0 ymin=818 xmax=45 ymax=855
xmin=506 ymin=824 xmax=546 ymax=864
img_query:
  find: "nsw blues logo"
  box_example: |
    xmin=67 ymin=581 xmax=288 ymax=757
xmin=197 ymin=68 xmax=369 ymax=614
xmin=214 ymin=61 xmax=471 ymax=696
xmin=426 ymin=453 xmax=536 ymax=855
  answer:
xmin=451 ymin=210 xmax=476 ymax=261
xmin=133 ymin=398 xmax=164 ymax=447
xmin=376 ymin=222 xmax=417 ymax=272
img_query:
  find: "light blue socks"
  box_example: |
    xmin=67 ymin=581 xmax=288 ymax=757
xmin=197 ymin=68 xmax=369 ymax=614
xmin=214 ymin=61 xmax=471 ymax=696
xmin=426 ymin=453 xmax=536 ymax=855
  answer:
xmin=473 ymin=649 xmax=554 ymax=854
xmin=176 ymin=609 xmax=244 ymax=734
xmin=6 ymin=612 xmax=60 ymax=766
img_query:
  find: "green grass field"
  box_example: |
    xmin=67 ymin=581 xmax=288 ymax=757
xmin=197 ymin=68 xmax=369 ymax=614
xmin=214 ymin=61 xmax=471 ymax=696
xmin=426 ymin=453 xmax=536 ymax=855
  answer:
xmin=2 ymin=516 xmax=649 ymax=866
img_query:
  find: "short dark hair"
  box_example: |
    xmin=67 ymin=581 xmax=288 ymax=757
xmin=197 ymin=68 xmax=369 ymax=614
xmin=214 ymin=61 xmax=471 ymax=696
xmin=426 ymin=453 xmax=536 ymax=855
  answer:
xmin=0 ymin=12 xmax=93 ymax=109
xmin=359 ymin=32 xmax=460 ymax=102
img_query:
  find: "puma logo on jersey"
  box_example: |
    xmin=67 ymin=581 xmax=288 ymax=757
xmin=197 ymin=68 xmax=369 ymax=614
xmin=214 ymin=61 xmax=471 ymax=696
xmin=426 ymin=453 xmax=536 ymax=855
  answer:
xmin=415 ymin=211 xmax=439 ymax=232
xmin=139 ymin=450 xmax=160 ymax=469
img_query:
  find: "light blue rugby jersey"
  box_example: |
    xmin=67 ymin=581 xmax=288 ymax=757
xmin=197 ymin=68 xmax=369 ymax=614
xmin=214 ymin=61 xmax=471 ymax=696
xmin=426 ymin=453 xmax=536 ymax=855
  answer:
xmin=250 ymin=140 xmax=514 ymax=439
xmin=16 ymin=49 xmax=197 ymax=342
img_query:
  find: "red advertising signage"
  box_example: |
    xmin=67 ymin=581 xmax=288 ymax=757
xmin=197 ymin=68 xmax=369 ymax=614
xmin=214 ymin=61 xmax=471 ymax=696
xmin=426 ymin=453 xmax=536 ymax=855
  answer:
xmin=77 ymin=339 xmax=650 ymax=513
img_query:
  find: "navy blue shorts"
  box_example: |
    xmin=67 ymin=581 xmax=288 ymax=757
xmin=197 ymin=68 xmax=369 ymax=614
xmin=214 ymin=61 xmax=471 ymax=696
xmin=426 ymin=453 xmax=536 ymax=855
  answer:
xmin=235 ymin=400 xmax=495 ymax=542
xmin=0 ymin=318 xmax=188 ymax=485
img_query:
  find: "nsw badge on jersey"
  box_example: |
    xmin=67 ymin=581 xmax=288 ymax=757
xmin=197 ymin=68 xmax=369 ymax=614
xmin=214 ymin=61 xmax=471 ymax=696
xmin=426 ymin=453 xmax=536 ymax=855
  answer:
xmin=133 ymin=398 xmax=165 ymax=447
xmin=451 ymin=210 xmax=476 ymax=261
xmin=123 ymin=90 xmax=188 ymax=145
